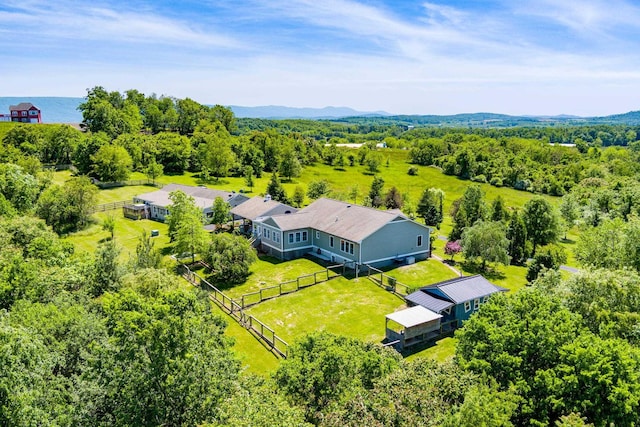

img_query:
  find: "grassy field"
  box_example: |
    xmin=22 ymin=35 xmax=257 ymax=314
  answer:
xmin=245 ymin=276 xmax=405 ymax=344
xmin=64 ymin=212 xmax=170 ymax=260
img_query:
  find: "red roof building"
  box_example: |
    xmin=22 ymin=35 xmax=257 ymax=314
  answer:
xmin=9 ymin=102 xmax=42 ymax=123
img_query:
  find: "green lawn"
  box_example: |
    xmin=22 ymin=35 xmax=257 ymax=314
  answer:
xmin=377 ymin=258 xmax=459 ymax=289
xmin=245 ymin=276 xmax=405 ymax=345
xmin=406 ymin=337 xmax=458 ymax=363
xmin=64 ymin=212 xmax=170 ymax=260
xmin=219 ymin=256 xmax=330 ymax=298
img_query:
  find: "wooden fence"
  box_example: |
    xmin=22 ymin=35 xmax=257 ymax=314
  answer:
xmin=364 ymin=264 xmax=415 ymax=297
xmin=238 ymin=265 xmax=343 ymax=309
xmin=94 ymin=179 xmax=163 ymax=189
xmin=89 ymin=200 xmax=129 ymax=213
xmin=180 ymin=263 xmax=289 ymax=359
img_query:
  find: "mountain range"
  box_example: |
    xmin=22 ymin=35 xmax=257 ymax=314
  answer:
xmin=1 ymin=96 xmax=639 ymax=126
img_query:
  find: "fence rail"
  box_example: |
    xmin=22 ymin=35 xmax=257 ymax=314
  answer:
xmin=180 ymin=263 xmax=289 ymax=358
xmin=238 ymin=265 xmax=343 ymax=309
xmin=94 ymin=179 xmax=163 ymax=189
xmin=89 ymin=200 xmax=129 ymax=213
xmin=364 ymin=264 xmax=415 ymax=296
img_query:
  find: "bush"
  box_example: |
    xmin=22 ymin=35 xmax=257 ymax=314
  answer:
xmin=471 ymin=174 xmax=487 ymax=183
xmin=490 ymin=177 xmax=503 ymax=187
xmin=407 ymin=166 xmax=418 ymax=176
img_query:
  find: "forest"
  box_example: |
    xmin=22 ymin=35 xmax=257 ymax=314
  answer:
xmin=1 ymin=86 xmax=640 ymax=426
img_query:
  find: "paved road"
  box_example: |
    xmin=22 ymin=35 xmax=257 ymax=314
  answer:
xmin=560 ymin=265 xmax=580 ymax=273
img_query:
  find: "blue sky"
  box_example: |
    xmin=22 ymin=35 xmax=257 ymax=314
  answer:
xmin=1 ymin=0 xmax=640 ymax=115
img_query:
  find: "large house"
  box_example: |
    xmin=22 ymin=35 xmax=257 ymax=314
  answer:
xmin=132 ymin=184 xmax=249 ymax=222
xmin=230 ymin=195 xmax=298 ymax=234
xmin=386 ymin=275 xmax=507 ymax=350
xmin=250 ymin=197 xmax=431 ymax=268
xmin=8 ymin=103 xmax=42 ymax=123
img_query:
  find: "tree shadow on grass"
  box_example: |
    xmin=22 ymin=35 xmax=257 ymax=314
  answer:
xmin=460 ymin=261 xmax=506 ymax=281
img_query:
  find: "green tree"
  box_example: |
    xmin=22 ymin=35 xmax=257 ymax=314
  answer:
xmin=450 ymin=185 xmax=486 ymax=240
xmin=348 ymin=185 xmax=359 ymax=204
xmin=196 ymin=131 xmax=235 ymax=181
xmin=203 ymin=234 xmax=258 ymax=284
xmin=0 ymin=163 xmax=39 ymax=212
xmin=166 ymin=190 xmax=199 ymax=241
xmin=275 ymin=332 xmax=400 ymax=424
xmin=559 ymin=194 xmax=579 ymax=240
xmin=37 ymin=176 xmax=98 ymax=233
xmin=526 ymin=244 xmax=567 ymax=282
xmin=214 ymin=376 xmax=310 ymax=427
xmin=94 ymin=287 xmax=240 ymax=426
xmin=134 ymin=230 xmax=162 ymax=270
xmin=174 ymin=205 xmax=207 ymax=263
xmin=384 ymin=186 xmax=403 ymax=209
xmin=456 ymin=289 xmax=584 ymax=425
xmin=522 ymin=197 xmax=560 ymax=255
xmin=366 ymin=151 xmax=382 ymax=173
xmin=307 ymin=180 xmax=331 ymax=200
xmin=102 ymin=214 xmax=116 ymax=240
xmin=144 ymin=159 xmax=163 ymax=185
xmin=0 ymin=319 xmax=61 ymax=427
xmin=243 ymin=165 xmax=254 ymax=191
xmin=490 ymin=195 xmax=508 ymax=222
xmin=368 ymin=176 xmax=385 ymax=208
xmin=292 ymin=186 xmax=305 ymax=208
xmin=461 ymin=220 xmax=509 ymax=270
xmin=279 ymin=145 xmax=302 ymax=181
xmin=266 ymin=172 xmax=289 ymax=203
xmin=90 ymin=144 xmax=133 ymax=182
xmin=91 ymin=239 xmax=123 ymax=297
xmin=176 ymin=97 xmax=205 ymax=135
xmin=154 ymin=132 xmax=191 ymax=173
xmin=506 ymin=210 xmax=528 ymax=265
xmin=211 ymin=197 xmax=231 ymax=230
xmin=417 ymin=188 xmax=444 ymax=228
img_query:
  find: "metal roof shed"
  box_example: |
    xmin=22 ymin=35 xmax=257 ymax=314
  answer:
xmin=385 ymin=306 xmax=442 ymax=351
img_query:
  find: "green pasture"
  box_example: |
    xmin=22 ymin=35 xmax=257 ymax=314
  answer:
xmin=64 ymin=211 xmax=170 ymax=261
xmin=376 ymin=258 xmax=459 ymax=289
xmin=245 ymin=276 xmax=405 ymax=345
xmin=219 ymin=256 xmax=330 ymax=299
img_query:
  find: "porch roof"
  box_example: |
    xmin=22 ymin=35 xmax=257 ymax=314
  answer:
xmin=386 ymin=306 xmax=442 ymax=328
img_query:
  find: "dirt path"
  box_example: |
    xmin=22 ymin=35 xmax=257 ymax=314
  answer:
xmin=431 ymin=253 xmax=463 ymax=277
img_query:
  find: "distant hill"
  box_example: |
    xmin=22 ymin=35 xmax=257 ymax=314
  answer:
xmin=0 ymin=96 xmax=638 ymax=126
xmin=229 ymin=105 xmax=390 ymax=119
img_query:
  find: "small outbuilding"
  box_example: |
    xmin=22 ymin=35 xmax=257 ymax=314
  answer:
xmin=123 ymin=203 xmax=148 ymax=220
xmin=385 ymin=305 xmax=442 ymax=351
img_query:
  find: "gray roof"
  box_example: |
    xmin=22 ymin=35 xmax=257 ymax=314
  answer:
xmin=423 ymin=275 xmax=508 ymax=304
xmin=10 ymin=102 xmax=38 ymax=111
xmin=406 ymin=275 xmax=507 ymax=313
xmin=405 ymin=291 xmax=454 ymax=313
xmin=386 ymin=306 xmax=442 ymax=328
xmin=230 ymin=196 xmax=297 ymax=220
xmin=261 ymin=198 xmax=418 ymax=242
xmin=135 ymin=184 xmax=247 ymax=209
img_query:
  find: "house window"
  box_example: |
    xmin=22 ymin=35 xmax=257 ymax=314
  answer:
xmin=340 ymin=240 xmax=354 ymax=254
xmin=302 ymin=231 xmax=308 ymax=241
xmin=288 ymin=233 xmax=294 ymax=243
xmin=274 ymin=232 xmax=280 ymax=243
xmin=330 ymin=237 xmax=334 ymax=247
xmin=417 ymin=235 xmax=423 ymax=247
xmin=206 ymin=212 xmax=213 ymax=218
xmin=265 ymin=229 xmax=270 ymax=239
xmin=316 ymin=231 xmax=320 ymax=239
xmin=474 ymin=299 xmax=480 ymax=310
xmin=29 ymin=110 xmax=38 ymax=115
xmin=443 ymin=307 xmax=451 ymax=315
xmin=21 ymin=111 xmax=27 ymax=116
xmin=295 ymin=232 xmax=301 ymax=242
xmin=11 ymin=111 xmax=17 ymax=116
xmin=464 ymin=301 xmax=471 ymax=312
xmin=483 ymin=296 xmax=489 ymax=304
